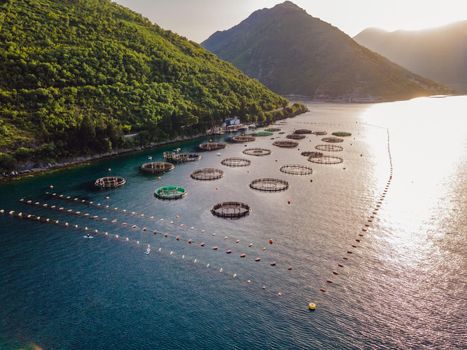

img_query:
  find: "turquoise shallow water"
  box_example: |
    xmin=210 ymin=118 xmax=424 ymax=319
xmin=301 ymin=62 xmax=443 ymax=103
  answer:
xmin=0 ymin=97 xmax=466 ymax=349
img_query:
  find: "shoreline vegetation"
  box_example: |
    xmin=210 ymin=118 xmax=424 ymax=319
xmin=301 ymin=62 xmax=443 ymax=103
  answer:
xmin=0 ymin=0 xmax=300 ymax=179
xmin=0 ymin=104 xmax=307 ymax=183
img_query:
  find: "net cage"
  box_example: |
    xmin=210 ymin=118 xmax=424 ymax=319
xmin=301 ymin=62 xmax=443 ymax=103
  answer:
xmin=250 ymin=178 xmax=289 ymax=192
xmin=190 ymin=168 xmax=224 ymax=181
xmin=280 ymin=164 xmax=313 ymax=175
xmin=221 ymin=157 xmax=251 ymax=167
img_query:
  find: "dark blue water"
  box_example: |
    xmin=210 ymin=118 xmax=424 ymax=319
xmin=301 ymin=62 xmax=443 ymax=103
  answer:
xmin=1 ymin=97 xmax=466 ymax=349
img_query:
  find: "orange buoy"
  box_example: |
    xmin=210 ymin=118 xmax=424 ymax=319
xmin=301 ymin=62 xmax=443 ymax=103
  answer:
xmin=268 ymin=239 xmax=273 ymax=245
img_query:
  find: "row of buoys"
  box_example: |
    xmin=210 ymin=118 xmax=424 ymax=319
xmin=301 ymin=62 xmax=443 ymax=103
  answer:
xmin=20 ymin=198 xmax=293 ymax=270
xmin=0 ymin=208 xmax=287 ymax=297
xmin=320 ymin=128 xmax=394 ymax=294
xmin=45 ymin=192 xmax=270 ymax=250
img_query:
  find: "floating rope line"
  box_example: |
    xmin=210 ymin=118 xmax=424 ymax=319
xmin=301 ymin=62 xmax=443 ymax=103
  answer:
xmin=320 ymin=128 xmax=394 ymax=294
xmin=0 ymin=209 xmax=288 ymax=296
xmin=43 ymin=193 xmax=278 ymax=255
xmin=22 ymin=198 xmax=287 ymax=269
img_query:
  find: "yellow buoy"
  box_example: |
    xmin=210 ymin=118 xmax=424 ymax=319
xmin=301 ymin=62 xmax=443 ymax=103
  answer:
xmin=308 ymin=302 xmax=317 ymax=311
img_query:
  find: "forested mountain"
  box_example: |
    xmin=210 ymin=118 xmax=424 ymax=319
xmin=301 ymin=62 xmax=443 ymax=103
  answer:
xmin=354 ymin=22 xmax=467 ymax=93
xmin=0 ymin=0 xmax=304 ymax=171
xmin=202 ymin=1 xmax=449 ymax=101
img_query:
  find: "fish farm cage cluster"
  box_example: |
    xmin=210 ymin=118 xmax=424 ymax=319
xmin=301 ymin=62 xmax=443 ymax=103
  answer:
xmin=190 ymin=168 xmax=224 ymax=181
xmin=315 ymin=144 xmax=344 ymax=152
xmin=140 ymin=161 xmax=175 ymax=175
xmin=312 ymin=131 xmax=327 ymax=136
xmin=250 ymin=178 xmax=289 ymax=192
xmin=163 ymin=152 xmax=201 ymax=163
xmin=198 ymin=142 xmax=226 ymax=151
xmin=273 ymin=140 xmax=299 ymax=148
xmin=308 ymin=156 xmax=344 ymax=165
xmin=154 ymin=185 xmax=187 ymax=200
xmin=253 ymin=131 xmax=273 ymax=137
xmin=243 ymin=148 xmax=272 ymax=156
xmin=231 ymin=135 xmax=256 ymax=143
xmin=211 ymin=202 xmax=251 ymax=219
xmin=280 ymin=164 xmax=313 ymax=176
xmin=301 ymin=151 xmax=323 ymax=158
xmin=332 ymin=131 xmax=352 ymax=137
xmin=264 ymin=127 xmax=281 ymax=132
xmin=221 ymin=157 xmax=251 ymax=167
xmin=322 ymin=137 xmax=344 ymax=143
xmin=286 ymin=134 xmax=306 ymax=140
xmin=94 ymin=176 xmax=126 ymax=189
xmin=294 ymin=129 xmax=312 ymax=134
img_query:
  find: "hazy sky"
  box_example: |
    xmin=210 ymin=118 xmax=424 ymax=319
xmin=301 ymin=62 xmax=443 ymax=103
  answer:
xmin=115 ymin=0 xmax=467 ymax=43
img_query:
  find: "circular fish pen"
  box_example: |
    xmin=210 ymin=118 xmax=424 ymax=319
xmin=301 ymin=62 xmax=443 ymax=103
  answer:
xmin=273 ymin=140 xmax=299 ymax=148
xmin=332 ymin=131 xmax=352 ymax=137
xmin=312 ymin=131 xmax=328 ymax=136
xmin=280 ymin=164 xmax=313 ymax=176
xmin=308 ymin=156 xmax=343 ymax=165
xmin=294 ymin=129 xmax=312 ymax=134
xmin=322 ymin=137 xmax=344 ymax=143
xmin=301 ymin=151 xmax=323 ymax=158
xmin=164 ymin=152 xmax=201 ymax=163
xmin=253 ymin=131 xmax=273 ymax=137
xmin=154 ymin=185 xmax=187 ymax=200
xmin=198 ymin=142 xmax=226 ymax=151
xmin=211 ymin=202 xmax=250 ymax=219
xmin=140 ymin=161 xmax=175 ymax=175
xmin=221 ymin=157 xmax=251 ymax=167
xmin=94 ymin=176 xmax=126 ymax=189
xmin=250 ymin=178 xmax=289 ymax=192
xmin=315 ymin=144 xmax=344 ymax=152
xmin=243 ymin=148 xmax=272 ymax=156
xmin=286 ymin=134 xmax=306 ymax=140
xmin=190 ymin=168 xmax=224 ymax=181
xmin=231 ymin=135 xmax=256 ymax=143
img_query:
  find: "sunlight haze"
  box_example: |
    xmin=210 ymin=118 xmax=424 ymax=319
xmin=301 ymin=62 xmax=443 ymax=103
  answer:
xmin=114 ymin=0 xmax=467 ymax=42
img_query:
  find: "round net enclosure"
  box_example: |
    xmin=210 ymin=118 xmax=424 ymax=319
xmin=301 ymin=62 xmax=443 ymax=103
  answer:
xmin=140 ymin=162 xmax=175 ymax=174
xmin=94 ymin=176 xmax=126 ymax=189
xmin=315 ymin=144 xmax=344 ymax=152
xmin=231 ymin=135 xmax=256 ymax=143
xmin=273 ymin=140 xmax=299 ymax=148
xmin=332 ymin=131 xmax=352 ymax=137
xmin=308 ymin=156 xmax=344 ymax=165
xmin=164 ymin=152 xmax=201 ymax=163
xmin=250 ymin=178 xmax=289 ymax=192
xmin=286 ymin=134 xmax=306 ymax=140
xmin=321 ymin=137 xmax=344 ymax=143
xmin=221 ymin=157 xmax=251 ymax=167
xmin=301 ymin=151 xmax=323 ymax=158
xmin=190 ymin=168 xmax=224 ymax=181
xmin=243 ymin=148 xmax=272 ymax=156
xmin=154 ymin=185 xmax=187 ymax=200
xmin=312 ymin=131 xmax=328 ymax=136
xmin=198 ymin=142 xmax=226 ymax=151
xmin=294 ymin=129 xmax=312 ymax=134
xmin=264 ymin=127 xmax=281 ymax=132
xmin=280 ymin=164 xmax=313 ymax=176
xmin=211 ymin=202 xmax=250 ymax=219
xmin=253 ymin=131 xmax=273 ymax=137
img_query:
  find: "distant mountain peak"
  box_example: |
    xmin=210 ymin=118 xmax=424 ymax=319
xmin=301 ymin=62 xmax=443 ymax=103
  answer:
xmin=203 ymin=3 xmax=449 ymax=101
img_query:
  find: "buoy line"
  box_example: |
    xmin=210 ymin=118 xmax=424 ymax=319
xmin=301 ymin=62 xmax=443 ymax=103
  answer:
xmin=20 ymin=198 xmax=289 ymax=270
xmin=0 ymin=209 xmax=287 ymax=297
xmin=320 ymin=128 xmax=394 ymax=294
xmin=45 ymin=192 xmax=269 ymax=250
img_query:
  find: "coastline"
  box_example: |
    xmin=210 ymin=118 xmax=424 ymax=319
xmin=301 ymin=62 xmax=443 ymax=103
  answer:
xmin=1 ymin=107 xmax=308 ymax=184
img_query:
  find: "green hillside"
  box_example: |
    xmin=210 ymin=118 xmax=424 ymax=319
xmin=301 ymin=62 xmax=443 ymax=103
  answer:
xmin=203 ymin=1 xmax=450 ymax=101
xmin=0 ymin=0 xmax=303 ymax=171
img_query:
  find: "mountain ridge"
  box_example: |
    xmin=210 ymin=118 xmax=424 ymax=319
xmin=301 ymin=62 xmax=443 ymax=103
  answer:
xmin=355 ymin=21 xmax=467 ymax=92
xmin=202 ymin=1 xmax=449 ymax=101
